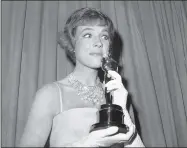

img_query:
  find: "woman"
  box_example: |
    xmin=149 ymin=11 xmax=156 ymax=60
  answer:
xmin=19 ymin=7 xmax=145 ymax=147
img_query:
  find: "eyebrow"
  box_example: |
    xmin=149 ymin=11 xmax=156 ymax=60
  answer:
xmin=81 ymin=28 xmax=94 ymax=33
xmin=80 ymin=27 xmax=109 ymax=34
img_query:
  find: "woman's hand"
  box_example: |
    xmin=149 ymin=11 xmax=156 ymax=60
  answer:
xmin=73 ymin=126 xmax=135 ymax=147
xmin=104 ymin=70 xmax=128 ymax=110
xmin=103 ymin=71 xmax=145 ymax=147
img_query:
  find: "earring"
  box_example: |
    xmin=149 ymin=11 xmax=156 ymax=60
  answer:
xmin=108 ymin=51 xmax=112 ymax=57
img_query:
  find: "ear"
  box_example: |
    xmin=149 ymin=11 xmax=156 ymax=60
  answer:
xmin=72 ymin=37 xmax=77 ymax=48
xmin=71 ymin=27 xmax=78 ymax=47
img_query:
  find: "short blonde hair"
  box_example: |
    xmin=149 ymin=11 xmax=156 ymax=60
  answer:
xmin=58 ymin=7 xmax=115 ymax=64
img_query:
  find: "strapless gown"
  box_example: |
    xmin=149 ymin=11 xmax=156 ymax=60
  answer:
xmin=50 ymin=107 xmax=98 ymax=147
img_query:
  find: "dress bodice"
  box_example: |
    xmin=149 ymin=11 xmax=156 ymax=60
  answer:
xmin=50 ymin=107 xmax=98 ymax=147
xmin=49 ymin=82 xmax=103 ymax=147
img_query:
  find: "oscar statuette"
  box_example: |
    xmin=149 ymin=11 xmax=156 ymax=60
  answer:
xmin=90 ymin=57 xmax=128 ymax=136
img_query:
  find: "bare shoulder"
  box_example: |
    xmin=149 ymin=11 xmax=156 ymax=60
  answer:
xmin=19 ymin=83 xmax=61 ymax=146
xmin=32 ymin=83 xmax=61 ymax=117
xmin=37 ymin=83 xmax=59 ymax=95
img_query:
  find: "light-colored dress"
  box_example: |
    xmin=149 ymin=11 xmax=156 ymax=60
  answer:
xmin=49 ymin=82 xmax=102 ymax=147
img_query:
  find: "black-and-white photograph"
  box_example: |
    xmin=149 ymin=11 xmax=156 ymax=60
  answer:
xmin=2 ymin=1 xmax=187 ymax=147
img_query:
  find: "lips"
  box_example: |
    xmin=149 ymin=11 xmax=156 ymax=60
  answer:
xmin=89 ymin=53 xmax=103 ymax=56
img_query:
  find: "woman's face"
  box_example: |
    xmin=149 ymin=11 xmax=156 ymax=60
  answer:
xmin=74 ymin=25 xmax=110 ymax=69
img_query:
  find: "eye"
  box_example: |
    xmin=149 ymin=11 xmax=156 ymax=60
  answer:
xmin=101 ymin=35 xmax=109 ymax=40
xmin=83 ymin=33 xmax=92 ymax=38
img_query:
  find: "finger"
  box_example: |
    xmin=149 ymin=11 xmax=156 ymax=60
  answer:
xmin=106 ymin=85 xmax=119 ymax=93
xmin=90 ymin=126 xmax=119 ymax=138
xmin=108 ymin=70 xmax=122 ymax=81
xmin=107 ymin=73 xmax=111 ymax=78
xmin=102 ymin=125 xmax=134 ymax=142
xmin=105 ymin=80 xmax=122 ymax=92
xmin=105 ymin=80 xmax=121 ymax=88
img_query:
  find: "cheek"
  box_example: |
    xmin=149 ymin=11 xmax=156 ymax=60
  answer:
xmin=84 ymin=42 xmax=92 ymax=50
xmin=74 ymin=40 xmax=92 ymax=61
xmin=75 ymin=40 xmax=92 ymax=53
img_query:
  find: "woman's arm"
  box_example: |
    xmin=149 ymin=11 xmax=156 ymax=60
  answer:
xmin=123 ymin=110 xmax=145 ymax=147
xmin=19 ymin=84 xmax=59 ymax=147
xmin=126 ymin=133 xmax=145 ymax=147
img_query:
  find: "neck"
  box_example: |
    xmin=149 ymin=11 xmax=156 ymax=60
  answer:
xmin=72 ymin=63 xmax=99 ymax=86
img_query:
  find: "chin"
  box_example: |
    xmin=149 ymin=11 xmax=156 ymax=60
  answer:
xmin=87 ymin=62 xmax=102 ymax=69
xmin=79 ymin=58 xmax=102 ymax=69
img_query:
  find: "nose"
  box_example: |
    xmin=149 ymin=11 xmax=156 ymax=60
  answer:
xmin=94 ymin=37 xmax=103 ymax=48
